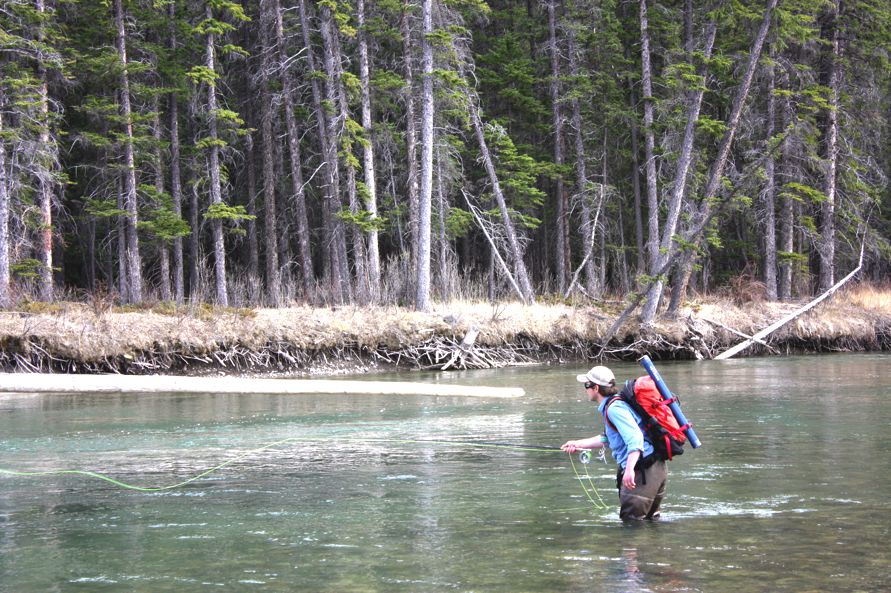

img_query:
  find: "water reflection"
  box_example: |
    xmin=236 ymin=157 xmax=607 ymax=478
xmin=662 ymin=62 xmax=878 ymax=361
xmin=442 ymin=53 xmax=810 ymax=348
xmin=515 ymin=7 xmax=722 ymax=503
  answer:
xmin=2 ymin=354 xmax=890 ymax=592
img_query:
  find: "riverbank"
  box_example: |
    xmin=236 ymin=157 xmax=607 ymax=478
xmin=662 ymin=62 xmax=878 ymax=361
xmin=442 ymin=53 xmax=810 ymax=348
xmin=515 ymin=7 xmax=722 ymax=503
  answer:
xmin=1 ymin=284 xmax=889 ymax=376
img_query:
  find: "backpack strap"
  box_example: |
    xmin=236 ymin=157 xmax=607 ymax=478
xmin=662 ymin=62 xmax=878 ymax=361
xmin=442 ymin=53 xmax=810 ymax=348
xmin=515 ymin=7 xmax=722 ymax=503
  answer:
xmin=602 ymin=395 xmax=620 ymax=432
xmin=603 ymin=394 xmax=640 ymax=434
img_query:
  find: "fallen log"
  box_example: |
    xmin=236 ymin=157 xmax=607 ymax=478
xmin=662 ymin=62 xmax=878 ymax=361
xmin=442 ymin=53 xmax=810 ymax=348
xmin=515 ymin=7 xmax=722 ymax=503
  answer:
xmin=714 ymin=244 xmax=864 ymax=360
xmin=0 ymin=373 xmax=525 ymax=398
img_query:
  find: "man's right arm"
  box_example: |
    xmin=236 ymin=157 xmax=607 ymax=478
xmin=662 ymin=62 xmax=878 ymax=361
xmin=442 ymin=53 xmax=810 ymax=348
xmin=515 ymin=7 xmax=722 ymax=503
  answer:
xmin=561 ymin=434 xmax=607 ymax=453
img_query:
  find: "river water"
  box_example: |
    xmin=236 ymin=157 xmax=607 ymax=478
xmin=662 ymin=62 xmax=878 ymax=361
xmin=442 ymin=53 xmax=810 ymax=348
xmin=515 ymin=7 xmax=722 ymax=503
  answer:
xmin=1 ymin=353 xmax=889 ymax=592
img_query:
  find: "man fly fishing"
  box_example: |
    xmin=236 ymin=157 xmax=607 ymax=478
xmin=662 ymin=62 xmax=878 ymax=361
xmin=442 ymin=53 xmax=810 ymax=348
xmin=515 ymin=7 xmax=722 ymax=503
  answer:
xmin=561 ymin=365 xmax=668 ymax=521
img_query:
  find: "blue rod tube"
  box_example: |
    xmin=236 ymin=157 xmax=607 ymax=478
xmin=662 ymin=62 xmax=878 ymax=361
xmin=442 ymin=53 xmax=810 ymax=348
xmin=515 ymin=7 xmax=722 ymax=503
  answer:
xmin=639 ymin=355 xmax=702 ymax=449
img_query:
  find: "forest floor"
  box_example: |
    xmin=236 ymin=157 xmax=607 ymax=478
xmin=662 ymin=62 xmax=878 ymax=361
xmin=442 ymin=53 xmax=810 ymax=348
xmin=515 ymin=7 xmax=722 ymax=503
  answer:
xmin=0 ymin=283 xmax=889 ymax=376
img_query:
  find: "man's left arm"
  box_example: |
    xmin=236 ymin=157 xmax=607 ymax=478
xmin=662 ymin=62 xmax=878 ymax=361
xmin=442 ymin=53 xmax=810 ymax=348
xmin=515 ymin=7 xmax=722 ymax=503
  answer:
xmin=607 ymin=403 xmax=645 ymax=489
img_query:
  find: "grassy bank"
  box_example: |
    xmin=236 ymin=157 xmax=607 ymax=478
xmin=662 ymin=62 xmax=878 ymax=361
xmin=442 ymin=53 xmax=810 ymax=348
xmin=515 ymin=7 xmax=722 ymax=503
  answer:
xmin=1 ymin=284 xmax=889 ymax=375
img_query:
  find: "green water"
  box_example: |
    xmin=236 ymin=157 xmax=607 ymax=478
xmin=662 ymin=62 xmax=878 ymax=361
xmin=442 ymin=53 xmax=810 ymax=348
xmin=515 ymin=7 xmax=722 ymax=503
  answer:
xmin=2 ymin=354 xmax=890 ymax=592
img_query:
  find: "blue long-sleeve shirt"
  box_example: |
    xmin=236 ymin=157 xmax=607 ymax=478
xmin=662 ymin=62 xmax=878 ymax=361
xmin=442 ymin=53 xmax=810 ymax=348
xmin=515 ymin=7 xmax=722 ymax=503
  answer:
xmin=598 ymin=397 xmax=653 ymax=470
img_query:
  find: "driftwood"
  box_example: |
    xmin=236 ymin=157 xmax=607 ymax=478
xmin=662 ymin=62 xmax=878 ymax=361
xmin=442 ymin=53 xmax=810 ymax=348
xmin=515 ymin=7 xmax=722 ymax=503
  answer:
xmin=0 ymin=373 xmax=525 ymax=398
xmin=714 ymin=245 xmax=864 ymax=360
xmin=376 ymin=333 xmax=535 ymax=371
xmin=442 ymin=326 xmax=481 ymax=370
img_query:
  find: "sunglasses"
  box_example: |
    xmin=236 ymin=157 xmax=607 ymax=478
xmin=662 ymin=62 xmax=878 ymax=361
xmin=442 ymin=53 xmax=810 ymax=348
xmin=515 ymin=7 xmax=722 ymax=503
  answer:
xmin=584 ymin=381 xmax=597 ymax=390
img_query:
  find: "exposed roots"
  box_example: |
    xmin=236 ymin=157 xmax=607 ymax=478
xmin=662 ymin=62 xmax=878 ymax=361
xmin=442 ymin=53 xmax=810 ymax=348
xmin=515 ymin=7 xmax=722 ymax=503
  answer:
xmin=2 ymin=310 xmax=891 ymax=376
xmin=375 ymin=335 xmax=537 ymax=370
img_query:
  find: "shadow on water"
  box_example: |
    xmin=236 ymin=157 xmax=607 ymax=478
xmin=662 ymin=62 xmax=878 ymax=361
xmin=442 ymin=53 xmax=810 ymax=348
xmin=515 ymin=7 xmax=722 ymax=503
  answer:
xmin=1 ymin=353 xmax=890 ymax=592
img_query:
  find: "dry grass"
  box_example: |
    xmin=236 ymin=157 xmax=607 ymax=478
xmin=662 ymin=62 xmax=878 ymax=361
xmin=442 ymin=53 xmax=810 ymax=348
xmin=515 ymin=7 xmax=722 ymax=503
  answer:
xmin=840 ymin=283 xmax=891 ymax=314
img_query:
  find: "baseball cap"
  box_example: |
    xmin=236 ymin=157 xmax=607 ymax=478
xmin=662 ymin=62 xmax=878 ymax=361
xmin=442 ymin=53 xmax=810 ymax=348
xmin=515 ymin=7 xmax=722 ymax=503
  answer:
xmin=575 ymin=365 xmax=615 ymax=387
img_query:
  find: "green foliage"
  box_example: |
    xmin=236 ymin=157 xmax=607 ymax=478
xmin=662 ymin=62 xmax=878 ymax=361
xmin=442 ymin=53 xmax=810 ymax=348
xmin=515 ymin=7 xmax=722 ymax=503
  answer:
xmin=777 ymin=250 xmax=809 ymax=265
xmin=696 ymin=116 xmax=729 ymax=138
xmin=341 ymin=71 xmax=362 ymax=100
xmin=446 ymin=207 xmax=475 ymax=239
xmin=2 ymin=0 xmax=890 ymax=308
xmin=204 ymin=203 xmax=256 ymax=232
xmin=211 ymin=108 xmax=245 ymax=126
xmin=336 ymin=207 xmax=388 ymax=233
xmin=781 ymin=182 xmax=828 ymax=205
xmin=138 ymin=208 xmax=191 ymax=243
xmin=195 ymin=137 xmax=228 ymax=151
xmin=84 ymin=198 xmax=127 ymax=219
xmin=482 ymin=121 xmax=546 ymax=215
xmin=10 ymin=258 xmax=44 ymax=280
xmin=186 ymin=65 xmax=219 ymax=86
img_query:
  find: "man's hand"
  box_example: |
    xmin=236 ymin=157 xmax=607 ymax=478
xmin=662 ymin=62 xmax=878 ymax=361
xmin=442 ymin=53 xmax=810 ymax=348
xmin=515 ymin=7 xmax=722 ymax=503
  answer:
xmin=561 ymin=441 xmax=579 ymax=453
xmin=622 ymin=466 xmax=637 ymax=490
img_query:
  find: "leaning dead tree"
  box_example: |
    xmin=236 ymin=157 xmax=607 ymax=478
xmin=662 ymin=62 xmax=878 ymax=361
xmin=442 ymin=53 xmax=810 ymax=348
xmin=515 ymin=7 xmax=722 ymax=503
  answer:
xmin=467 ymin=103 xmax=536 ymax=304
xmin=714 ymin=244 xmax=865 ymax=359
xmin=563 ymin=181 xmax=607 ymax=300
xmin=462 ymin=190 xmax=527 ymax=303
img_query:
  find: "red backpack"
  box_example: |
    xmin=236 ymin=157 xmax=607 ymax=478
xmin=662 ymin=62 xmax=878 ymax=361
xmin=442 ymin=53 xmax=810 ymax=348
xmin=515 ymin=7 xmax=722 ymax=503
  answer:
xmin=604 ymin=376 xmax=687 ymax=460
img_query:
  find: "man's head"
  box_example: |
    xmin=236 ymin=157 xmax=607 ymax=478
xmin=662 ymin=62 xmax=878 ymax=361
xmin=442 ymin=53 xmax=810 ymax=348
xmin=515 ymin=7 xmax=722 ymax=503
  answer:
xmin=576 ymin=365 xmax=618 ymax=400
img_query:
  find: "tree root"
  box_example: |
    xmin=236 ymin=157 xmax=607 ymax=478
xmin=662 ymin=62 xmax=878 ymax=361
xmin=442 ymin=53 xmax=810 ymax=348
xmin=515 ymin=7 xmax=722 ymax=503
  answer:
xmin=375 ymin=335 xmax=536 ymax=370
xmin=2 ymin=324 xmax=891 ymax=377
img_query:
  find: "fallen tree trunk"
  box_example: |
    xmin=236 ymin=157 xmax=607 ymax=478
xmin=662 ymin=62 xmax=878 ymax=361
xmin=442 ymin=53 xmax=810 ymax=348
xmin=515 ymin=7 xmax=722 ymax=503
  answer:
xmin=0 ymin=373 xmax=525 ymax=398
xmin=714 ymin=245 xmax=864 ymax=360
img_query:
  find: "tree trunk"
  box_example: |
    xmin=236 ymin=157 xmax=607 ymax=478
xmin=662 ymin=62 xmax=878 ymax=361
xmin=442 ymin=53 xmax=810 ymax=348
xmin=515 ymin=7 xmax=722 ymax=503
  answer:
xmin=244 ymin=127 xmax=261 ymax=303
xmin=259 ymin=0 xmax=281 ymax=306
xmin=239 ymin=0 xmax=263 ymax=307
xmin=0 ymin=100 xmax=10 ymax=308
xmin=415 ymin=0 xmax=434 ymax=311
xmin=469 ymin=102 xmax=536 ymax=303
xmin=621 ymin=1 xmax=645 ymax=277
xmin=818 ymin=0 xmax=841 ymax=292
xmin=116 ymin=177 xmax=129 ymax=299
xmin=629 ymin=85 xmax=645 ymax=277
xmin=188 ymin=156 xmax=201 ymax=301
xmin=640 ymin=19 xmax=717 ymax=323
xmin=204 ymin=3 xmax=228 ymax=306
xmin=298 ymin=0 xmax=343 ymax=302
xmin=639 ymin=0 xmax=660 ymax=285
xmin=567 ymin=20 xmax=596 ymax=294
xmin=778 ymin=64 xmax=794 ymax=300
xmin=113 ymin=0 xmax=143 ymax=303
xmin=402 ymin=0 xmax=420 ymax=268
xmin=152 ymin=101 xmax=172 ymax=301
xmin=435 ymin=148 xmax=449 ymax=299
xmin=763 ymin=39 xmax=778 ymax=300
xmin=36 ymin=0 xmax=54 ymax=303
xmin=168 ymin=1 xmax=185 ymax=305
xmin=598 ymin=130 xmax=608 ymax=295
xmin=273 ymin=0 xmax=314 ymax=300
xmin=169 ymin=104 xmax=185 ymax=304
xmin=321 ymin=4 xmax=366 ymax=303
xmin=313 ymin=0 xmax=351 ymax=302
xmin=546 ymin=0 xmax=569 ymax=293
xmin=668 ymin=0 xmax=779 ymax=313
xmin=238 ymin=7 xmax=260 ymax=304
xmin=358 ymin=0 xmax=380 ymax=299
xmin=273 ymin=132 xmax=291 ymax=290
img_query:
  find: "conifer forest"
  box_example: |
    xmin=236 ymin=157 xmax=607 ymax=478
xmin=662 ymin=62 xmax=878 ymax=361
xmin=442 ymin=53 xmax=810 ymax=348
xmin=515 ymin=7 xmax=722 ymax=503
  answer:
xmin=2 ymin=0 xmax=890 ymax=318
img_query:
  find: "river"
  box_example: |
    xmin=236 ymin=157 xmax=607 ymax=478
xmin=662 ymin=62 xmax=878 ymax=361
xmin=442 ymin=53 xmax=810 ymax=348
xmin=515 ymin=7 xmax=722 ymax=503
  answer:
xmin=1 ymin=353 xmax=889 ymax=592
